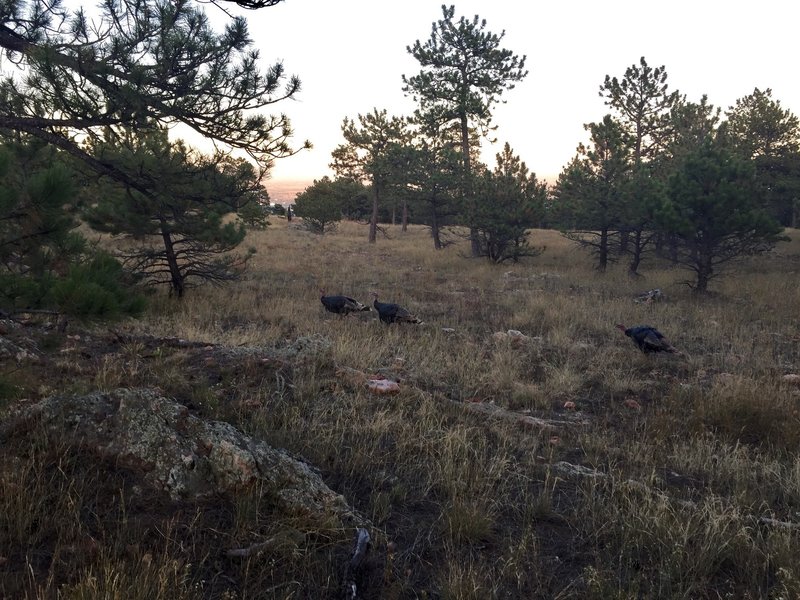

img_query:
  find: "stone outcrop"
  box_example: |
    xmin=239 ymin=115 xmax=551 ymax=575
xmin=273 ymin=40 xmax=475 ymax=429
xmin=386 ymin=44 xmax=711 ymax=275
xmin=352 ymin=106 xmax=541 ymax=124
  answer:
xmin=1 ymin=387 xmax=355 ymax=522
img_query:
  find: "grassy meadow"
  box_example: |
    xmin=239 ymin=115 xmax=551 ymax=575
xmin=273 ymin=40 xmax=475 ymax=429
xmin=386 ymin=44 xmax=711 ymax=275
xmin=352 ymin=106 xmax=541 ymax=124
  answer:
xmin=2 ymin=217 xmax=800 ymax=599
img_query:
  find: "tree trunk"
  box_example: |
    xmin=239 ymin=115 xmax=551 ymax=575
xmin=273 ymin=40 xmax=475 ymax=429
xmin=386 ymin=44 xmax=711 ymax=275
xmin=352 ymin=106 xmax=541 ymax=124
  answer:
xmin=668 ymin=234 xmax=679 ymax=264
xmin=469 ymin=227 xmax=480 ymax=256
xmin=369 ymin=186 xmax=378 ymax=244
xmin=628 ymin=229 xmax=643 ymax=275
xmin=431 ymin=210 xmax=442 ymax=250
xmin=598 ymin=228 xmax=608 ymax=272
xmin=694 ymin=255 xmax=713 ymax=293
xmin=458 ymin=111 xmax=480 ymax=258
xmin=391 ymin=202 xmax=396 ymax=226
xmin=401 ymin=199 xmax=408 ymax=232
xmin=618 ymin=229 xmax=629 ymax=254
xmin=159 ymin=219 xmax=184 ymax=298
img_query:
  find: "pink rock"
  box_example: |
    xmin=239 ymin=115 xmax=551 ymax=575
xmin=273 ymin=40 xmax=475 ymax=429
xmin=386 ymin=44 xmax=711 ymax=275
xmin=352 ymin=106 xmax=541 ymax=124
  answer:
xmin=366 ymin=379 xmax=401 ymax=395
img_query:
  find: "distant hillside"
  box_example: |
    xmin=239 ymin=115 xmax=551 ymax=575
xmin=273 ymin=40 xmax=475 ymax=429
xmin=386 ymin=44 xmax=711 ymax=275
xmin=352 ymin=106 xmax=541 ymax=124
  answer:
xmin=265 ymin=179 xmax=310 ymax=204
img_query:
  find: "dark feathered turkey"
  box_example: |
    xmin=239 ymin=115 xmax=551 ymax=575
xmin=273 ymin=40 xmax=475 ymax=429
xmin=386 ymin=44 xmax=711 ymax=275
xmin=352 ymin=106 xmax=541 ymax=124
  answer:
xmin=320 ymin=289 xmax=370 ymax=315
xmin=616 ymin=324 xmax=679 ymax=354
xmin=371 ymin=292 xmax=421 ymax=324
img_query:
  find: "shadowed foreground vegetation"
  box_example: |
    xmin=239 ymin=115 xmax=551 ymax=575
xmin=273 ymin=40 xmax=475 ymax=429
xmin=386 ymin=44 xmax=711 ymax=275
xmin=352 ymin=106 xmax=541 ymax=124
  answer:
xmin=2 ymin=220 xmax=800 ymax=599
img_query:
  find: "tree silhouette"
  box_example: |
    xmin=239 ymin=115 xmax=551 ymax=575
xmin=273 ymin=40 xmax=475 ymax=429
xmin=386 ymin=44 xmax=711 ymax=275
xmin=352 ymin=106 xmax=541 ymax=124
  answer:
xmin=659 ymin=140 xmax=786 ymax=293
xmin=330 ymin=109 xmax=410 ymax=243
xmin=404 ymin=5 xmax=527 ymax=256
xmin=0 ymin=0 xmax=307 ymax=188
xmin=83 ymin=129 xmax=262 ymax=297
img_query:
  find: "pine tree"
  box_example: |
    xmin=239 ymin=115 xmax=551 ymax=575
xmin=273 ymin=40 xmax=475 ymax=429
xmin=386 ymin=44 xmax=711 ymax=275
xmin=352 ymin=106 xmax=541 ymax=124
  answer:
xmin=555 ymin=116 xmax=632 ymax=271
xmin=293 ymin=177 xmax=344 ymax=235
xmin=405 ymin=118 xmax=463 ymax=249
xmin=330 ymin=109 xmax=410 ymax=243
xmin=0 ymin=139 xmax=143 ymax=317
xmin=720 ymin=88 xmax=800 ymax=226
xmin=599 ymin=57 xmax=681 ymax=272
xmin=0 ymin=0 xmax=307 ymax=186
xmin=404 ymin=5 xmax=527 ymax=256
xmin=470 ymin=143 xmax=545 ymax=263
xmin=83 ymin=129 xmax=261 ymax=297
xmin=658 ymin=140 xmax=787 ymax=293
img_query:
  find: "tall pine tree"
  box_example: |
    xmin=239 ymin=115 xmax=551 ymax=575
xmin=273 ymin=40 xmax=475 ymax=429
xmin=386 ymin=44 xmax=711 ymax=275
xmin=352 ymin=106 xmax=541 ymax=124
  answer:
xmin=404 ymin=5 xmax=527 ymax=256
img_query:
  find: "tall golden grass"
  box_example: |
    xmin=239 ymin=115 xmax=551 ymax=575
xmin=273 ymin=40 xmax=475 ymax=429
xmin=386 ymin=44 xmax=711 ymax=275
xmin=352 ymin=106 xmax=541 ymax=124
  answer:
xmin=2 ymin=217 xmax=799 ymax=598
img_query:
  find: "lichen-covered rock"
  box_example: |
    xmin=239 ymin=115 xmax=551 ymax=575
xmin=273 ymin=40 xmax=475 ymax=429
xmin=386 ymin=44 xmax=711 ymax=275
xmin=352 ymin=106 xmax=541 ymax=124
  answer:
xmin=0 ymin=334 xmax=36 ymax=362
xmin=1 ymin=388 xmax=355 ymax=522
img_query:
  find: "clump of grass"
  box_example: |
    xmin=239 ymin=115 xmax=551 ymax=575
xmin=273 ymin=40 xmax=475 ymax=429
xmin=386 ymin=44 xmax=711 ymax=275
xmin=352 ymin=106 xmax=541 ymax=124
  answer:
xmin=56 ymin=554 xmax=195 ymax=600
xmin=688 ymin=378 xmax=800 ymax=451
xmin=575 ymin=475 xmax=760 ymax=598
xmin=0 ymin=371 xmax=24 ymax=408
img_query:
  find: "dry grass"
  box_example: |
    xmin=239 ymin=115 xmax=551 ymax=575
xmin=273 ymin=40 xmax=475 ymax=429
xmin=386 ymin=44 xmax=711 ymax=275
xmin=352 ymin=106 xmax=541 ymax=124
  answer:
xmin=2 ymin=217 xmax=800 ymax=598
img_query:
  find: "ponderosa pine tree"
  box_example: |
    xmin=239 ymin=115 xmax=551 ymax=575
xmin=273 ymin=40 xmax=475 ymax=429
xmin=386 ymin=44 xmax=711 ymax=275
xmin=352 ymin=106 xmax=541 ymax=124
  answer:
xmin=655 ymin=95 xmax=722 ymax=261
xmin=330 ymin=109 xmax=411 ymax=243
xmin=470 ymin=143 xmax=546 ymax=263
xmin=658 ymin=139 xmax=787 ymax=293
xmin=0 ymin=138 xmax=144 ymax=317
xmin=405 ymin=114 xmax=463 ymax=249
xmin=599 ymin=57 xmax=681 ymax=272
xmin=664 ymin=96 xmax=722 ymax=163
xmin=293 ymin=177 xmax=344 ymax=235
xmin=721 ymin=88 xmax=799 ymax=159
xmin=720 ymin=88 xmax=800 ymax=226
xmin=555 ymin=116 xmax=632 ymax=271
xmin=0 ymin=0 xmax=307 ymax=187
xmin=404 ymin=5 xmax=527 ymax=256
xmin=83 ymin=128 xmax=263 ymax=297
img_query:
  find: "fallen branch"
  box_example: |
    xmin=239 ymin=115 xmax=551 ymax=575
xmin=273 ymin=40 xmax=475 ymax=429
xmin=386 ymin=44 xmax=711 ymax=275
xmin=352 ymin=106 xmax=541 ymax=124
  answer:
xmin=758 ymin=517 xmax=800 ymax=530
xmin=108 ymin=329 xmax=216 ymax=349
xmin=226 ymin=536 xmax=279 ymax=558
xmin=343 ymin=527 xmax=371 ymax=600
xmin=455 ymin=399 xmax=589 ymax=431
xmin=349 ymin=527 xmax=370 ymax=569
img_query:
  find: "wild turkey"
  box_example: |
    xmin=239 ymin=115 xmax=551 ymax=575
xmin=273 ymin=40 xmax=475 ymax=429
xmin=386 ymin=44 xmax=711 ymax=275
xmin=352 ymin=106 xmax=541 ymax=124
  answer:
xmin=371 ymin=292 xmax=421 ymax=324
xmin=616 ymin=324 xmax=679 ymax=354
xmin=320 ymin=289 xmax=370 ymax=315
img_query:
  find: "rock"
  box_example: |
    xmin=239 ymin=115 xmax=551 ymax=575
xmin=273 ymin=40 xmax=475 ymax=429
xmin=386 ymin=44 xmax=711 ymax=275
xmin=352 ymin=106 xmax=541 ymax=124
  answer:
xmin=563 ymin=401 xmax=576 ymax=411
xmin=0 ymin=388 xmax=357 ymax=522
xmin=0 ymin=319 xmax=20 ymax=335
xmin=366 ymin=379 xmax=401 ymax=395
xmin=634 ymin=288 xmax=665 ymax=304
xmin=781 ymin=374 xmax=800 ymax=386
xmin=552 ymin=461 xmax=605 ymax=478
xmin=0 ymin=336 xmax=20 ymax=358
xmin=0 ymin=335 xmax=36 ymax=362
xmin=274 ymin=334 xmax=332 ymax=362
xmin=492 ymin=329 xmax=531 ymax=347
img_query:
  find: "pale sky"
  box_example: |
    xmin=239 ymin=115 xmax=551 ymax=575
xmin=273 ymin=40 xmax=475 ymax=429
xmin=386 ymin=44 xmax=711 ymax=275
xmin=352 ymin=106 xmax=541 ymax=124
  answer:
xmin=218 ymin=0 xmax=800 ymax=193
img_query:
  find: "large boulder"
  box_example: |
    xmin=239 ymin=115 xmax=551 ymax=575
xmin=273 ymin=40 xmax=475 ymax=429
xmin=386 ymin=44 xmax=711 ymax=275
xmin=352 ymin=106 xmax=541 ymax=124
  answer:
xmin=1 ymin=387 xmax=355 ymax=522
